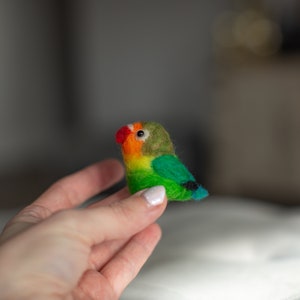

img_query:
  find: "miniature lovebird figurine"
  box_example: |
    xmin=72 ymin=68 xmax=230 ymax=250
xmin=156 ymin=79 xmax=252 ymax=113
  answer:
xmin=115 ymin=121 xmax=208 ymax=201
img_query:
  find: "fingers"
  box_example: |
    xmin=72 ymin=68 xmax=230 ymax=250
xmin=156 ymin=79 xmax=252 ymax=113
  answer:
xmin=89 ymin=239 xmax=128 ymax=271
xmin=101 ymin=223 xmax=162 ymax=297
xmin=76 ymin=223 xmax=162 ymax=299
xmin=50 ymin=186 xmax=167 ymax=247
xmin=36 ymin=159 xmax=124 ymax=212
xmin=86 ymin=187 xmax=159 ymax=271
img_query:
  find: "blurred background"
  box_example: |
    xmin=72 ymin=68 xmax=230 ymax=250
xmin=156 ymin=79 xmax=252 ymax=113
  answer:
xmin=0 ymin=0 xmax=300 ymax=209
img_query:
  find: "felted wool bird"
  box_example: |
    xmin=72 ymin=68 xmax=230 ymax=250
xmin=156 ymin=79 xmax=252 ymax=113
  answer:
xmin=115 ymin=121 xmax=208 ymax=201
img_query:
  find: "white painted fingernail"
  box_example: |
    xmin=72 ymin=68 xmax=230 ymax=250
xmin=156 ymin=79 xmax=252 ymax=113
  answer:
xmin=143 ymin=186 xmax=165 ymax=206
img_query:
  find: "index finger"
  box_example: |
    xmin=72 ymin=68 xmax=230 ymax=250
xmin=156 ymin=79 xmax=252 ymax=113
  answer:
xmin=36 ymin=159 xmax=124 ymax=212
xmin=0 ymin=159 xmax=125 ymax=243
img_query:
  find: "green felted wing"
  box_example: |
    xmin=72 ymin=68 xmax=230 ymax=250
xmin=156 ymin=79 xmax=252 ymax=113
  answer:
xmin=151 ymin=154 xmax=196 ymax=185
xmin=126 ymin=167 xmax=194 ymax=201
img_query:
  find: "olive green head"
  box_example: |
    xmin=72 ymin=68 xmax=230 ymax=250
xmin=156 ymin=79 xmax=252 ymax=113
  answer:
xmin=141 ymin=122 xmax=175 ymax=156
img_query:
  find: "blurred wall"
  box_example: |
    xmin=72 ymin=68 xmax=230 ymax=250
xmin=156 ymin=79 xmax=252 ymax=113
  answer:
xmin=2 ymin=1 xmax=300 ymax=207
xmin=0 ymin=1 xmax=224 ymax=207
xmin=0 ymin=1 xmax=66 ymax=171
xmin=0 ymin=1 xmax=225 ymax=169
xmin=209 ymin=0 xmax=300 ymax=204
xmin=69 ymin=1 xmax=219 ymax=133
xmin=67 ymin=0 xmax=225 ymax=175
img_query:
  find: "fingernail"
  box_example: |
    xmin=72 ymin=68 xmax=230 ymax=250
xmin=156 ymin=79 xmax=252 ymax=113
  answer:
xmin=142 ymin=186 xmax=166 ymax=206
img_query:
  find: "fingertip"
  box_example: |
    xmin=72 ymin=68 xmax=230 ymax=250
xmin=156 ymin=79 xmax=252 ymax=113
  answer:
xmin=147 ymin=222 xmax=163 ymax=243
xmin=105 ymin=158 xmax=124 ymax=168
xmin=129 ymin=223 xmax=162 ymax=253
xmin=102 ymin=158 xmax=125 ymax=178
xmin=92 ymin=159 xmax=125 ymax=190
xmin=142 ymin=186 xmax=166 ymax=207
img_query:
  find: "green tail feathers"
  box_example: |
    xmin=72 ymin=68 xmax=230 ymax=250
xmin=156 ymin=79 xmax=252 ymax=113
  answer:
xmin=191 ymin=185 xmax=209 ymax=201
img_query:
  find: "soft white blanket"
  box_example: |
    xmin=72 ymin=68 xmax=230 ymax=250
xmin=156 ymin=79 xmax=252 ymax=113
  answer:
xmin=122 ymin=196 xmax=300 ymax=300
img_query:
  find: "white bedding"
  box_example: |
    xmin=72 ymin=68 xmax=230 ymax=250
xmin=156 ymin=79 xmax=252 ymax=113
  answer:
xmin=121 ymin=196 xmax=300 ymax=300
xmin=1 ymin=197 xmax=300 ymax=300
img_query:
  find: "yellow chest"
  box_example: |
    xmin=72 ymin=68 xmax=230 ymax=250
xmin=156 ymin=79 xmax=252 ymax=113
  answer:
xmin=124 ymin=155 xmax=153 ymax=171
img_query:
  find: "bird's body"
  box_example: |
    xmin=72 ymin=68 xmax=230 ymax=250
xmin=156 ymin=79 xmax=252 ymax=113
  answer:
xmin=115 ymin=121 xmax=208 ymax=201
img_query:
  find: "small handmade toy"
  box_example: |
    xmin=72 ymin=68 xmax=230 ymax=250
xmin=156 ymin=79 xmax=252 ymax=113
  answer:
xmin=115 ymin=121 xmax=208 ymax=201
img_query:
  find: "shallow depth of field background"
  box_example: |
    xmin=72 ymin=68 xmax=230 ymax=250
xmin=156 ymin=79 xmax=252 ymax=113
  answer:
xmin=0 ymin=0 xmax=300 ymax=209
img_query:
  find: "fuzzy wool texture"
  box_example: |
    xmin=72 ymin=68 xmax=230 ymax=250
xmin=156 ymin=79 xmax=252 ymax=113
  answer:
xmin=116 ymin=121 xmax=208 ymax=201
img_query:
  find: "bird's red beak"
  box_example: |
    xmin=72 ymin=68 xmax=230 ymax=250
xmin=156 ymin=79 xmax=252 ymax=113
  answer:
xmin=115 ymin=125 xmax=131 ymax=144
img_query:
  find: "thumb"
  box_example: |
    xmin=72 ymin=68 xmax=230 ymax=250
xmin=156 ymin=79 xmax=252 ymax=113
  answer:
xmin=48 ymin=186 xmax=168 ymax=245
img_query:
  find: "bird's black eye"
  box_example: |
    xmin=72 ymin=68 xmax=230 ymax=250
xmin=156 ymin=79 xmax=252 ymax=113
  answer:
xmin=135 ymin=128 xmax=149 ymax=141
xmin=137 ymin=130 xmax=144 ymax=137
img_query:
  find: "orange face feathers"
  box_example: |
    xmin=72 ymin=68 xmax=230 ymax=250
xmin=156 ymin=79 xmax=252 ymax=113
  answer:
xmin=115 ymin=122 xmax=146 ymax=157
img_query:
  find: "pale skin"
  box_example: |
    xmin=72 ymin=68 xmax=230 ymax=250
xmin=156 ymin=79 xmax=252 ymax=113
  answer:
xmin=0 ymin=159 xmax=167 ymax=299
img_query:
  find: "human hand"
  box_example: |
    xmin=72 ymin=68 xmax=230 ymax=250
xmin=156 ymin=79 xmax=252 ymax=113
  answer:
xmin=0 ymin=159 xmax=167 ymax=299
